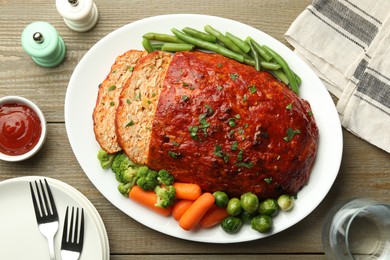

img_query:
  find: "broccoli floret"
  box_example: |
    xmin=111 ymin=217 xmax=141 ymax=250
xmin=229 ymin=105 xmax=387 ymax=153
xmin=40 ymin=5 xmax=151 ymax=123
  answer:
xmin=118 ymin=182 xmax=132 ymax=196
xmin=136 ymin=166 xmax=150 ymax=177
xmin=111 ymin=153 xmax=135 ymax=183
xmin=154 ymin=185 xmax=176 ymax=209
xmin=97 ymin=149 xmax=116 ymax=169
xmin=116 ymin=168 xmax=140 ymax=197
xmin=136 ymin=169 xmax=159 ymax=191
xmin=157 ymin=169 xmax=174 ymax=186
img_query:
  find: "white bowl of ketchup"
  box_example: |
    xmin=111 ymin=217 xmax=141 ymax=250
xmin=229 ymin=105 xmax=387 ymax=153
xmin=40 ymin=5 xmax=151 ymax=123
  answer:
xmin=0 ymin=96 xmax=47 ymax=162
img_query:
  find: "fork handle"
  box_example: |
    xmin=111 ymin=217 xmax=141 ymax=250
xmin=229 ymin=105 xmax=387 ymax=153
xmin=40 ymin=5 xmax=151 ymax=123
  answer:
xmin=39 ymin=222 xmax=58 ymax=260
xmin=47 ymin=235 xmax=56 ymax=260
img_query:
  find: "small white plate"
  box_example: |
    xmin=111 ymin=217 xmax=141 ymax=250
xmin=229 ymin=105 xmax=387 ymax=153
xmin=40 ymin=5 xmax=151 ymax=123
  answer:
xmin=0 ymin=176 xmax=109 ymax=260
xmin=65 ymin=14 xmax=343 ymax=243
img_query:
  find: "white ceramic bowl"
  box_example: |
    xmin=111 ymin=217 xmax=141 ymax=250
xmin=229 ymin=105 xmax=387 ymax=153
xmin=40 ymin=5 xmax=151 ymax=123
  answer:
xmin=0 ymin=96 xmax=47 ymax=162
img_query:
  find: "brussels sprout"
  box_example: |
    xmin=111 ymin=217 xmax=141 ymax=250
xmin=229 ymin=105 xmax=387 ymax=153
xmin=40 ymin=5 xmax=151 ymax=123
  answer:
xmin=227 ymin=198 xmax=242 ymax=216
xmin=213 ymin=191 xmax=229 ymax=208
xmin=251 ymin=214 xmax=273 ymax=233
xmin=277 ymin=194 xmax=294 ymax=211
xmin=240 ymin=210 xmax=258 ymax=224
xmin=240 ymin=192 xmax=259 ymax=214
xmin=258 ymin=199 xmax=279 ymax=217
xmin=221 ymin=216 xmax=243 ymax=234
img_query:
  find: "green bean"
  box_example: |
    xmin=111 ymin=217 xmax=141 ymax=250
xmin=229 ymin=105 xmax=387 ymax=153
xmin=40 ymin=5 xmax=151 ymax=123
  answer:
xmin=142 ymin=37 xmax=154 ymax=53
xmin=151 ymin=43 xmax=163 ymax=50
xmin=204 ymin=25 xmax=245 ymax=55
xmin=248 ymin=40 xmax=261 ymax=71
xmin=244 ymin=58 xmax=280 ymax=71
xmin=143 ymin=32 xmax=185 ymax=43
xmin=182 ymin=27 xmax=217 ymax=43
xmin=295 ymin=73 xmax=302 ymax=85
xmin=171 ymin=28 xmax=244 ymax=63
xmin=246 ymin=37 xmax=272 ymax=62
xmin=263 ymin=45 xmax=299 ymax=94
xmin=260 ymin=61 xmax=281 ymax=70
xmin=161 ymin=43 xmax=195 ymax=52
xmin=271 ymin=69 xmax=289 ymax=85
xmin=226 ymin=32 xmax=250 ymax=53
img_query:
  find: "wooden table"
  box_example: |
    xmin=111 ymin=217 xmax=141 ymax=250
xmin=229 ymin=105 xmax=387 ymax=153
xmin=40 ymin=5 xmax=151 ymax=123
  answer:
xmin=1 ymin=0 xmax=389 ymax=259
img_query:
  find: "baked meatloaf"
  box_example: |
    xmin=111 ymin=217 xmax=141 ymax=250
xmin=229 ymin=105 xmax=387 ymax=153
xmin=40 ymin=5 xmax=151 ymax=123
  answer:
xmin=110 ymin=50 xmax=319 ymax=199
xmin=116 ymin=51 xmax=173 ymax=163
xmin=93 ymin=50 xmax=147 ymax=153
xmin=147 ymin=51 xmax=318 ymax=199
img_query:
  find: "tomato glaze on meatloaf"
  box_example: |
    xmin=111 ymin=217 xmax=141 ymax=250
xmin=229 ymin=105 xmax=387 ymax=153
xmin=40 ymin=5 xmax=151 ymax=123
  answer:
xmin=146 ymin=51 xmax=319 ymax=199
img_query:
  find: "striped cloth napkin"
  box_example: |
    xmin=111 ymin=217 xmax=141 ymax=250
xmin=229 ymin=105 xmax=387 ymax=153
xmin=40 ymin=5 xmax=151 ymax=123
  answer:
xmin=285 ymin=0 xmax=390 ymax=153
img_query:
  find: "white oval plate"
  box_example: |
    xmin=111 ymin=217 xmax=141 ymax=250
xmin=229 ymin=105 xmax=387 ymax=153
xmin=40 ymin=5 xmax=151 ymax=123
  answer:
xmin=0 ymin=176 xmax=109 ymax=259
xmin=65 ymin=14 xmax=343 ymax=243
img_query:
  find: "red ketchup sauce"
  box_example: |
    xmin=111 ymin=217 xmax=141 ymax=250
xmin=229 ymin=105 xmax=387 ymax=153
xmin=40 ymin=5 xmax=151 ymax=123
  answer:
xmin=0 ymin=103 xmax=42 ymax=156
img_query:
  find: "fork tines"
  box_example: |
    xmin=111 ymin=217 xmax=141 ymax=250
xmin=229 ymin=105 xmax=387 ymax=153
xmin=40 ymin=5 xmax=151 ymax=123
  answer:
xmin=61 ymin=206 xmax=85 ymax=254
xmin=29 ymin=179 xmax=59 ymax=223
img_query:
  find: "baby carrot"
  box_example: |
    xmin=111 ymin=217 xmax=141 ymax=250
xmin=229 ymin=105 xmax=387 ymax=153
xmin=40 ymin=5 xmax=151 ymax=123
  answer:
xmin=179 ymin=192 xmax=215 ymax=231
xmin=172 ymin=199 xmax=194 ymax=221
xmin=199 ymin=205 xmax=229 ymax=228
xmin=173 ymin=182 xmax=202 ymax=200
xmin=129 ymin=185 xmax=172 ymax=216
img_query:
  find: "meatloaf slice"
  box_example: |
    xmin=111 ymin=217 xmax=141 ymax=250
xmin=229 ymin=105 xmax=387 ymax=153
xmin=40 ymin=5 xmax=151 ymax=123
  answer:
xmin=93 ymin=50 xmax=147 ymax=153
xmin=146 ymin=51 xmax=319 ymax=199
xmin=116 ymin=51 xmax=173 ymax=164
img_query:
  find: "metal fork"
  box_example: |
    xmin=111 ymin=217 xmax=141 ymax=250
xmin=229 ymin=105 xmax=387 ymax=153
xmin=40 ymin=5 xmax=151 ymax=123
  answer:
xmin=61 ymin=206 xmax=85 ymax=260
xmin=30 ymin=179 xmax=59 ymax=260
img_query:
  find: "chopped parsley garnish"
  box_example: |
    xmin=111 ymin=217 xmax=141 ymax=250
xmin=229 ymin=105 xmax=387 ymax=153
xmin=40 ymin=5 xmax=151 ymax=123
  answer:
xmin=213 ymin=144 xmax=229 ymax=163
xmin=168 ymin=151 xmax=180 ymax=159
xmin=217 ymin=85 xmax=223 ymax=91
xmin=236 ymin=161 xmax=253 ymax=168
xmin=228 ymin=129 xmax=235 ymax=138
xmin=125 ymin=120 xmax=135 ymax=127
xmin=188 ymin=125 xmax=199 ymax=140
xmin=182 ymin=95 xmax=189 ymax=101
xmin=228 ymin=118 xmax=236 ymax=127
xmin=134 ymin=92 xmax=141 ymax=100
xmin=198 ymin=116 xmax=210 ymax=135
xmin=229 ymin=73 xmax=238 ymax=81
xmin=249 ymin=85 xmax=257 ymax=94
xmin=213 ymin=144 xmax=224 ymax=158
xmin=128 ymin=66 xmax=134 ymax=71
xmin=286 ymin=103 xmax=293 ymax=110
xmin=188 ymin=105 xmax=214 ymax=139
xmin=108 ymin=85 xmax=116 ymax=91
xmin=126 ymin=99 xmax=131 ymax=105
xmin=204 ymin=104 xmax=214 ymax=116
xmin=264 ymin=177 xmax=273 ymax=184
xmin=284 ymin=128 xmax=301 ymax=142
xmin=109 ymin=101 xmax=115 ymax=106
xmin=231 ymin=141 xmax=238 ymax=151
xmin=237 ymin=150 xmax=243 ymax=161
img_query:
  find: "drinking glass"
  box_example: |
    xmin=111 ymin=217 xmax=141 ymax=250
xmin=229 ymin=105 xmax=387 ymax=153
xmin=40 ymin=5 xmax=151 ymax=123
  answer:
xmin=322 ymin=198 xmax=390 ymax=259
